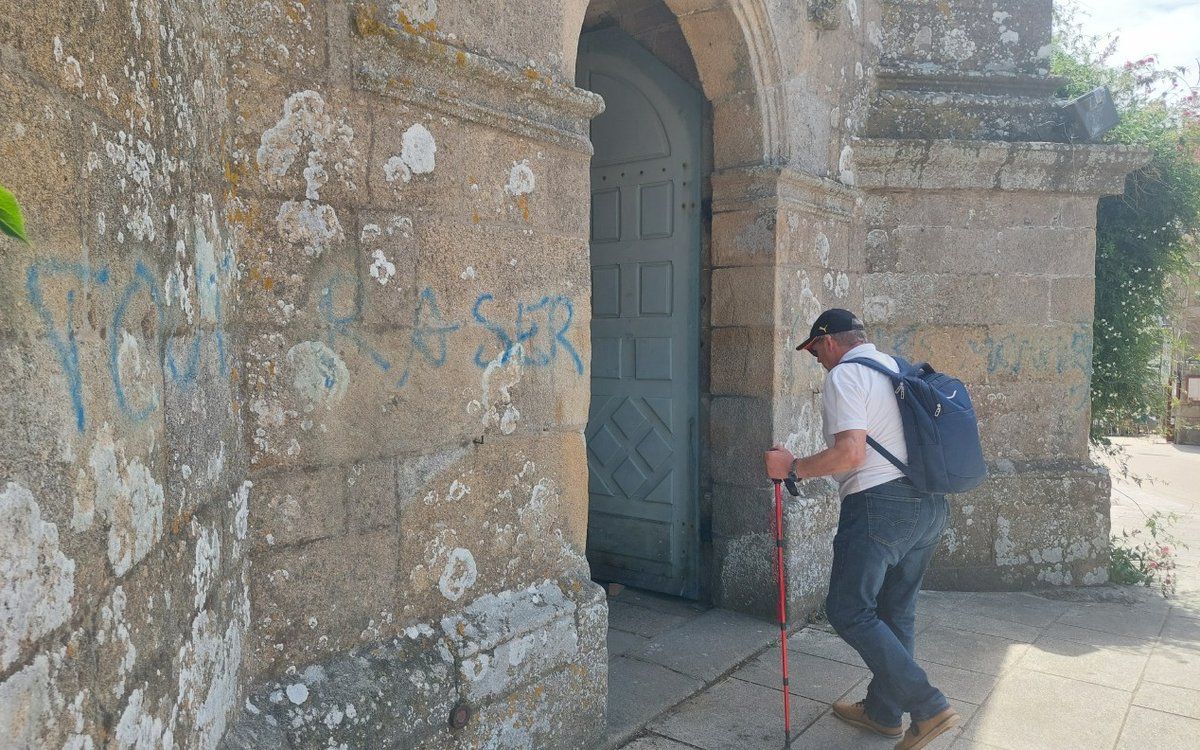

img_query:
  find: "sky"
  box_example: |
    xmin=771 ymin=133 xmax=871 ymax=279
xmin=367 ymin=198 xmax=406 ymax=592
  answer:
xmin=1070 ymin=0 xmax=1200 ymax=80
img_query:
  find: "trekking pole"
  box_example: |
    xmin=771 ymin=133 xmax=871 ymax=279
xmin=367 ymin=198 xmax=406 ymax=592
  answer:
xmin=773 ymin=474 xmax=799 ymax=745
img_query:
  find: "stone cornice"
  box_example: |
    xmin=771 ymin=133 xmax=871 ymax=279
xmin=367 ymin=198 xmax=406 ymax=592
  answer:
xmin=351 ymin=4 xmax=604 ymax=154
xmin=711 ymin=165 xmax=858 ymax=218
xmin=847 ymin=138 xmax=1149 ymax=195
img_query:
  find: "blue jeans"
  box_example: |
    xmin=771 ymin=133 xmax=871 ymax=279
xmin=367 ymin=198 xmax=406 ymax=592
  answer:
xmin=825 ymin=478 xmax=951 ymax=726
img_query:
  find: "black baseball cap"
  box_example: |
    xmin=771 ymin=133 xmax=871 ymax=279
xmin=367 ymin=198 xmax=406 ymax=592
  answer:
xmin=796 ymin=308 xmax=865 ymax=351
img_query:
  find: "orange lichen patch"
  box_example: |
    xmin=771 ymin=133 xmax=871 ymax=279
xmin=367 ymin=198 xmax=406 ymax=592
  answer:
xmin=247 ymin=267 xmax=261 ymax=282
xmin=65 ymin=641 xmax=76 ymax=659
xmin=471 ymin=211 xmax=481 ymax=223
xmin=283 ymin=1 xmax=307 ymax=24
xmin=230 ymin=366 xmax=239 ymax=383
xmin=456 ymin=51 xmax=467 ymax=67
xmin=354 ymin=4 xmax=393 ymax=38
xmin=170 ymin=510 xmax=194 ymax=536
xmin=262 ymin=276 xmax=275 ymax=291
xmin=523 ymin=68 xmax=540 ymax=82
xmin=396 ymin=11 xmax=437 ymax=35
xmin=456 ymin=621 xmax=467 ymax=636
xmin=517 ymin=195 xmax=530 ymax=222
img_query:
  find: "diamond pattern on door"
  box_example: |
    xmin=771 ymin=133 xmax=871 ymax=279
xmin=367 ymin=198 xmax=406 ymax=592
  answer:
xmin=636 ymin=429 xmax=673 ymax=470
xmin=612 ymin=398 xmax=648 ymax=438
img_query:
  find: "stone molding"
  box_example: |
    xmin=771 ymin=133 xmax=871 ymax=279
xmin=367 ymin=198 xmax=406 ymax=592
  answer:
xmin=351 ymin=5 xmax=604 ymax=154
xmin=711 ymin=164 xmax=857 ymax=218
xmin=848 ymin=138 xmax=1149 ymax=195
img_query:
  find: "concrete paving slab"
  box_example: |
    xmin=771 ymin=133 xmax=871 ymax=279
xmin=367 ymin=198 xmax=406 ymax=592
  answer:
xmin=633 ymin=609 xmax=777 ymax=682
xmin=1017 ymin=637 xmax=1150 ymax=691
xmin=1054 ymin=600 xmax=1170 ymax=640
xmin=1160 ymin=611 xmax=1200 ymax=643
xmin=919 ymin=660 xmax=1000 ymax=705
xmin=613 ymin=589 xmax=709 ymax=618
xmin=916 ymin=625 xmax=1029 ymax=676
xmin=1038 ymin=621 xmax=1157 ymax=654
xmin=964 ymin=668 xmax=1130 ymax=750
xmin=606 ymin=656 xmax=704 ymax=744
xmin=930 ymin=609 xmax=1043 ymax=644
xmin=619 ymin=735 xmax=701 ymax=750
xmin=1115 ymin=706 xmax=1200 ymax=749
xmin=1133 ymin=681 xmax=1200 ymax=720
xmin=955 ymin=592 xmax=1069 ymax=629
xmin=947 ymin=737 xmax=1009 ymax=749
xmin=784 ymin=712 xmax=897 ymax=750
xmin=609 ymin=628 xmax=652 ymax=658
xmin=609 ymin=600 xmax=692 ymax=639
xmin=732 ymin=649 xmax=869 ymax=703
xmin=789 ymin=628 xmax=866 ymax=668
xmin=648 ymin=677 xmax=825 ymax=750
xmin=1143 ymin=643 xmax=1200 ymax=690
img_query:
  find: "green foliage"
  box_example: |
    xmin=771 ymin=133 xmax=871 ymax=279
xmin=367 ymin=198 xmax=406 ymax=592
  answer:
xmin=1053 ymin=6 xmax=1200 ymax=439
xmin=1109 ymin=511 xmax=1186 ymax=597
xmin=0 ymin=183 xmax=29 ymax=244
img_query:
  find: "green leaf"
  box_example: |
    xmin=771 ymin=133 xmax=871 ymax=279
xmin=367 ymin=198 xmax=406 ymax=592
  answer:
xmin=0 ymin=184 xmax=29 ymax=244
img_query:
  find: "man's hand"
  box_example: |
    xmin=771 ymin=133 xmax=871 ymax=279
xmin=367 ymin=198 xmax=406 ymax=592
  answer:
xmin=764 ymin=445 xmax=794 ymax=481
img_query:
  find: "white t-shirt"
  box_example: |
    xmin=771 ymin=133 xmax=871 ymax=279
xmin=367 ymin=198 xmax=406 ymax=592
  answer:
xmin=821 ymin=343 xmax=908 ymax=498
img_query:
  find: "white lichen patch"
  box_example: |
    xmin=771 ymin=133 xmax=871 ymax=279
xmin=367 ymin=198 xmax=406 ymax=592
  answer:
xmin=256 ymin=90 xmax=358 ymax=201
xmin=192 ymin=523 xmax=221 ymax=612
xmin=384 ymin=123 xmax=437 ymax=183
xmin=172 ymin=607 xmax=246 ymax=748
xmin=504 ymin=160 xmax=536 ymax=196
xmin=438 ymin=547 xmax=478 ymax=601
xmin=99 ymin=586 xmax=136 ymax=699
xmin=193 ymin=194 xmax=230 ymax=324
xmin=816 ymin=233 xmax=831 ymax=267
xmin=369 ymin=249 xmax=396 ymax=285
xmin=834 ymin=272 xmax=850 ymax=299
xmin=286 ymin=683 xmax=309 ymax=705
xmin=88 ymin=424 xmax=165 ymax=577
xmin=468 ymin=344 xmax=524 ymax=433
xmin=115 ymin=331 xmax=160 ymax=415
xmin=275 ymin=199 xmax=344 ymax=257
xmin=286 ymin=341 xmax=349 ymax=409
xmin=0 ymin=483 xmax=75 ymax=671
xmin=941 ymin=28 xmax=977 ymax=62
xmin=0 ymin=654 xmax=52 ymax=745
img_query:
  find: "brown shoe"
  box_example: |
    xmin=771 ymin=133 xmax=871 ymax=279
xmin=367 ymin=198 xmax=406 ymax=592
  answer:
xmin=894 ymin=707 xmax=960 ymax=750
xmin=832 ymin=699 xmax=903 ymax=739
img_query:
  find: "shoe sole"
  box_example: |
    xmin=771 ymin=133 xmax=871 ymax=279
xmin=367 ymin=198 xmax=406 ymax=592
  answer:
xmin=832 ymin=709 xmax=903 ymax=739
xmin=896 ymin=711 xmax=961 ymax=750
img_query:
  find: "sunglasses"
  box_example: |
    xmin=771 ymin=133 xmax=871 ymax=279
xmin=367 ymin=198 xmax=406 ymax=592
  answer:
xmin=806 ymin=334 xmax=828 ymax=356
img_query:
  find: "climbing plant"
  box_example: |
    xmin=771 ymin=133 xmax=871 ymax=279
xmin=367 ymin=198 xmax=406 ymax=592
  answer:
xmin=1053 ymin=7 xmax=1200 ymax=439
xmin=0 ymin=183 xmax=28 ymax=244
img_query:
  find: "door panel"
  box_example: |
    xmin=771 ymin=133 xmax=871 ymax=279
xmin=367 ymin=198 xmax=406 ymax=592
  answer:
xmin=578 ymin=28 xmax=702 ymax=598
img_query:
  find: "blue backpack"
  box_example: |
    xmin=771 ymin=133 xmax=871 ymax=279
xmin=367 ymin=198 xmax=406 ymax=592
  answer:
xmin=840 ymin=355 xmax=987 ymax=494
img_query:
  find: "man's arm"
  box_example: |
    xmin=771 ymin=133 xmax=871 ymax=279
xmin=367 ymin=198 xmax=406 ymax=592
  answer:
xmin=792 ymin=429 xmax=867 ymax=479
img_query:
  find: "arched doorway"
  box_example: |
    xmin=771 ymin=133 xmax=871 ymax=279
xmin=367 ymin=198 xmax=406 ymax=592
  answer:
xmin=578 ymin=26 xmax=704 ymax=598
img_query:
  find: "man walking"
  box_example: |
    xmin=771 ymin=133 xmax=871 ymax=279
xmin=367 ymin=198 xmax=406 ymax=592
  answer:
xmin=765 ymin=308 xmax=959 ymax=750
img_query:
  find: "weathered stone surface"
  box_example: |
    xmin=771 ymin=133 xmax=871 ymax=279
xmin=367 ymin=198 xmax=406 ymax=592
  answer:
xmin=0 ymin=0 xmax=1147 ymax=746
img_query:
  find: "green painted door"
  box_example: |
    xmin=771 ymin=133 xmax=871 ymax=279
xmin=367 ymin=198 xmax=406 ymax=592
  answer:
xmin=578 ymin=28 xmax=701 ymax=598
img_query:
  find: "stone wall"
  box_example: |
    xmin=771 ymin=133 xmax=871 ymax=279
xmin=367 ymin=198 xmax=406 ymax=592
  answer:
xmin=0 ymin=1 xmax=249 ymax=747
xmin=0 ymin=1 xmax=1146 ymax=748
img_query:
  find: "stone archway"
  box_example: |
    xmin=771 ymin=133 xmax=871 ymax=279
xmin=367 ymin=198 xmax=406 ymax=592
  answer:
xmin=571 ymin=0 xmax=814 ymax=615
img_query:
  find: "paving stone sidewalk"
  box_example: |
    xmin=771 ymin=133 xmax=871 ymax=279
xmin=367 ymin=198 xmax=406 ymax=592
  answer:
xmin=605 ymin=437 xmax=1200 ymax=750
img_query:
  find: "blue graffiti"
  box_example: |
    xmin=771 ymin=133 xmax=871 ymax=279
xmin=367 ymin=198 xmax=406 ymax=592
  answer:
xmin=26 ymin=262 xmax=110 ymax=431
xmin=320 ymin=278 xmax=584 ymax=388
xmin=472 ymin=293 xmax=583 ymax=374
xmin=27 ymin=258 xmax=231 ymax=432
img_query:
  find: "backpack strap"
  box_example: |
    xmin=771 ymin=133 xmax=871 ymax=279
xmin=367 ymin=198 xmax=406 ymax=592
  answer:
xmin=865 ymin=436 xmax=913 ymax=480
xmin=838 ymin=356 xmax=914 ymax=479
xmin=840 ymin=356 xmax=903 ymax=381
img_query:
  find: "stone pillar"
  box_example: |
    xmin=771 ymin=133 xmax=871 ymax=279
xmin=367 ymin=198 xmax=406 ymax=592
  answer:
xmin=708 ymin=166 xmax=858 ymax=615
xmin=852 ymin=0 xmax=1148 ymax=589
